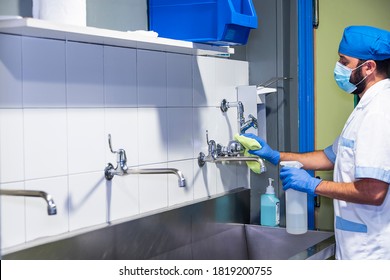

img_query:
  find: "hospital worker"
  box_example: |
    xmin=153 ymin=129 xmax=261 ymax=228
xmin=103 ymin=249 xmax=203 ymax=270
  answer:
xmin=246 ymin=26 xmax=390 ymax=259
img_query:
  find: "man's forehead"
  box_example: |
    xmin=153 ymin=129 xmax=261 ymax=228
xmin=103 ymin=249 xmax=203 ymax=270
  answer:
xmin=338 ymin=54 xmax=359 ymax=63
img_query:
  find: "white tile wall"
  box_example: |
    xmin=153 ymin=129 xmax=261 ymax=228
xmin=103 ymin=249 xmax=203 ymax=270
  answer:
xmin=215 ymin=57 xmax=239 ymax=104
xmin=107 ymin=173 xmax=139 ymax=221
xmin=66 ymin=42 xmax=104 ymax=107
xmin=137 ymin=108 xmax=168 ymax=165
xmin=67 ymin=108 xmax=106 ymax=174
xmin=0 ymin=109 xmax=24 ymax=183
xmin=68 ymin=172 xmax=107 ymax=231
xmin=137 ymin=49 xmax=167 ymax=107
xmin=103 ymin=46 xmax=137 ymax=108
xmin=216 ymin=163 xmax=238 ymax=193
xmin=0 ymin=34 xmax=22 ymax=108
xmin=167 ymin=107 xmax=194 ymax=161
xmin=0 ymin=33 xmax=251 ymax=250
xmin=0 ymin=182 xmax=25 ymax=248
xmin=24 ymin=109 xmax=68 ymax=180
xmin=22 ymin=37 xmax=66 ymax=108
xmin=167 ymin=53 xmax=193 ymax=107
xmin=25 ymin=176 xmax=69 ymax=241
xmin=193 ymin=56 xmax=216 ymax=107
xmin=138 ymin=163 xmax=168 ymax=213
xmin=193 ymin=158 xmax=217 ymax=199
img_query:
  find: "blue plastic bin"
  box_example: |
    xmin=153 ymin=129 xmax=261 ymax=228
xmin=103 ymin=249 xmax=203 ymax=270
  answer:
xmin=148 ymin=0 xmax=258 ymax=46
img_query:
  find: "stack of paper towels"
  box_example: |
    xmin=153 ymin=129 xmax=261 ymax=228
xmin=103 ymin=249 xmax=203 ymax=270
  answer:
xmin=32 ymin=0 xmax=86 ymax=26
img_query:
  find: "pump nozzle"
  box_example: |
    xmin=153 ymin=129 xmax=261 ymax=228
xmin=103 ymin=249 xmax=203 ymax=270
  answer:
xmin=266 ymin=178 xmax=275 ymax=194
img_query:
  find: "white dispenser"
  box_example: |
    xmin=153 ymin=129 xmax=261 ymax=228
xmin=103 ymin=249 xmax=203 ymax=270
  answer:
xmin=280 ymin=161 xmax=307 ymax=234
xmin=32 ymin=0 xmax=87 ymax=26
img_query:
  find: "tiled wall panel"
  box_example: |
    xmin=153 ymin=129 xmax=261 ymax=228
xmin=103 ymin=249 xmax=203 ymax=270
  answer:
xmin=0 ymin=33 xmax=250 ymax=250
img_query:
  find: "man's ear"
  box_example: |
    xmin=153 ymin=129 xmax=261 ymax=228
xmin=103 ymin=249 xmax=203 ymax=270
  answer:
xmin=364 ymin=60 xmax=376 ymax=75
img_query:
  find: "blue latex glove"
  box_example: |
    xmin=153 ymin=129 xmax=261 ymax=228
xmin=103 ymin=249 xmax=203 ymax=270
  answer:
xmin=242 ymin=133 xmax=280 ymax=165
xmin=280 ymin=166 xmax=322 ymax=196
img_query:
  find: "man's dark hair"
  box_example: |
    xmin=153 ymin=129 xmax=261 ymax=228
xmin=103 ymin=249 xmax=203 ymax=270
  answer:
xmin=375 ymin=58 xmax=390 ymax=77
xmin=358 ymin=58 xmax=390 ymax=78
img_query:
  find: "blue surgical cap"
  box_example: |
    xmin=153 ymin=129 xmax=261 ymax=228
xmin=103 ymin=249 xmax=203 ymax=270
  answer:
xmin=338 ymin=26 xmax=390 ymax=61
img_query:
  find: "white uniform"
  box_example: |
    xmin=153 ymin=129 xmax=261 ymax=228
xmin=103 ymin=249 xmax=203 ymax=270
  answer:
xmin=324 ymin=78 xmax=390 ymax=259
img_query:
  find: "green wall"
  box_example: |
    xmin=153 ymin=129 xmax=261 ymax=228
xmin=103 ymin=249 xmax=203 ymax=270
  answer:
xmin=314 ymin=0 xmax=390 ymax=230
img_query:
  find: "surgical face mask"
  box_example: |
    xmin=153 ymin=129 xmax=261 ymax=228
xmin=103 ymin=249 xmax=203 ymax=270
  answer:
xmin=334 ymin=61 xmax=367 ymax=94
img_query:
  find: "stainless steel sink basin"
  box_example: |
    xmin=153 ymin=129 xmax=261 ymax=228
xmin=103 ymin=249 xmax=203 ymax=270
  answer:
xmin=244 ymin=225 xmax=334 ymax=260
xmin=2 ymin=188 xmax=334 ymax=260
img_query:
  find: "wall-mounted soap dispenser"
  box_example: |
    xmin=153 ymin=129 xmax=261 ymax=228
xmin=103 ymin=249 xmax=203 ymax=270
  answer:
xmin=260 ymin=178 xmax=280 ymax=227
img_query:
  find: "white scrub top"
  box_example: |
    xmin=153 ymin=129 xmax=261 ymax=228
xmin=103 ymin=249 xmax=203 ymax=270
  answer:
xmin=324 ymin=78 xmax=390 ymax=259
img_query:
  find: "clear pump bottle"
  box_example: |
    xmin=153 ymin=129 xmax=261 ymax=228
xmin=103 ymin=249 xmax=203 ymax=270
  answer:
xmin=280 ymin=161 xmax=307 ymax=234
xmin=260 ymin=178 xmax=280 ymax=227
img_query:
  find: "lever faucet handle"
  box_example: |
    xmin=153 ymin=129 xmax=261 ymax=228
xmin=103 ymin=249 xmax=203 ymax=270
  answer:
xmin=118 ymin=149 xmax=127 ymax=162
xmin=117 ymin=149 xmax=128 ymax=171
xmin=248 ymin=114 xmax=258 ymax=128
xmin=205 ymin=130 xmax=218 ymax=159
xmin=108 ymin=134 xmax=117 ymax=154
xmin=107 ymin=134 xmax=128 ymax=171
xmin=205 ymin=130 xmax=215 ymax=147
xmin=208 ymin=140 xmax=217 ymax=159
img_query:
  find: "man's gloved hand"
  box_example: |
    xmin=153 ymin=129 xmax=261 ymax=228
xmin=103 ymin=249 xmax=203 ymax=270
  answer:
xmin=280 ymin=167 xmax=322 ymax=196
xmin=242 ymin=133 xmax=280 ymax=165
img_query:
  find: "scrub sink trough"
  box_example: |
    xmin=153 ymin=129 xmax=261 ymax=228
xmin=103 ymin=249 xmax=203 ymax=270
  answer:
xmin=2 ymin=188 xmax=335 ymax=260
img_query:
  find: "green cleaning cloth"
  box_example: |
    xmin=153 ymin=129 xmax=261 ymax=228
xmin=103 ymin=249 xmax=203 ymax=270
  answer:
xmin=234 ymin=133 xmax=263 ymax=174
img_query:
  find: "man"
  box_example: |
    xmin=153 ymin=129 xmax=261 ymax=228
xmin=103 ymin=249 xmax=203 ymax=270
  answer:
xmin=245 ymin=26 xmax=390 ymax=259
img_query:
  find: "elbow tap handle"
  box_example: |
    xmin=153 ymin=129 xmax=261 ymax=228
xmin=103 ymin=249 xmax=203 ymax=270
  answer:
xmin=118 ymin=149 xmax=128 ymax=171
xmin=205 ymin=130 xmax=217 ymax=159
xmin=248 ymin=114 xmax=258 ymax=128
xmin=108 ymin=134 xmax=115 ymax=154
xmin=107 ymin=134 xmax=128 ymax=171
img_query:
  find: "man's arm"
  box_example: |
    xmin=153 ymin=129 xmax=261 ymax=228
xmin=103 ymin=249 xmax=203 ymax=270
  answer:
xmin=316 ymin=178 xmax=389 ymax=206
xmin=280 ymin=150 xmax=334 ymax=171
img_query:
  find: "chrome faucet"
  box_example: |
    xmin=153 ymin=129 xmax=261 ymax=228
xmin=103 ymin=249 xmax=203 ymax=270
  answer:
xmin=220 ymin=99 xmax=258 ymax=134
xmin=198 ymin=131 xmax=243 ymax=166
xmin=0 ymin=189 xmax=57 ymax=215
xmin=106 ymin=134 xmax=128 ymax=177
xmin=104 ymin=134 xmax=186 ymax=187
xmin=240 ymin=114 xmax=258 ymax=133
xmin=197 ymin=131 xmax=266 ymax=173
xmin=200 ymin=130 xmax=218 ymax=163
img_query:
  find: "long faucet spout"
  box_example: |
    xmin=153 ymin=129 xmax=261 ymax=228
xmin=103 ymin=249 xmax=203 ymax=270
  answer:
xmin=0 ymin=189 xmax=57 ymax=215
xmin=127 ymin=168 xmax=186 ymax=187
xmin=105 ymin=134 xmax=186 ymax=187
xmin=105 ymin=164 xmax=186 ymax=187
xmin=198 ymin=153 xmax=266 ymax=173
xmin=215 ymin=156 xmax=266 ymax=173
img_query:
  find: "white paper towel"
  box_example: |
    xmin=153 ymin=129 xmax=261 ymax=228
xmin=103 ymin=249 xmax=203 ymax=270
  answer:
xmin=33 ymin=0 xmax=86 ymax=26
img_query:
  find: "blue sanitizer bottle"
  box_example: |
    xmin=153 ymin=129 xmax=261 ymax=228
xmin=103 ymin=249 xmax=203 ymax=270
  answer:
xmin=260 ymin=178 xmax=280 ymax=227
